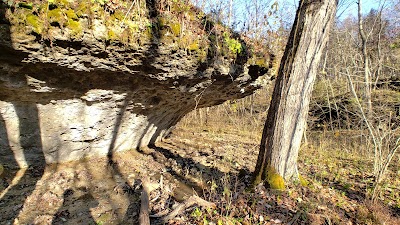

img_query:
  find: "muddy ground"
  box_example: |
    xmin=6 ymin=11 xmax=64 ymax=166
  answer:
xmin=0 ymin=125 xmax=261 ymax=225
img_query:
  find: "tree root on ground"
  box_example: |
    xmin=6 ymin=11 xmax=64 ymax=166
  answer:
xmin=139 ymin=177 xmax=215 ymax=224
xmin=139 ymin=179 xmax=159 ymax=225
xmin=162 ymin=195 xmax=216 ymax=223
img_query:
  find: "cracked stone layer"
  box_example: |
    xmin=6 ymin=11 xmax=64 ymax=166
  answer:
xmin=0 ymin=19 xmax=272 ymax=167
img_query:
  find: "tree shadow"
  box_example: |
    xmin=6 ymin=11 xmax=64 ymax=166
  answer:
xmin=146 ymin=143 xmax=252 ymax=198
xmin=52 ymin=189 xmax=99 ymax=225
xmin=106 ymin=1 xmax=164 ymax=223
xmin=0 ymin=4 xmax=46 ymax=223
xmin=0 ymin=103 xmax=46 ymax=224
xmin=0 ymin=112 xmax=18 ymax=190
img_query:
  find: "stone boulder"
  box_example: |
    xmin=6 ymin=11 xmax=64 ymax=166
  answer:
xmin=0 ymin=1 xmax=272 ymax=166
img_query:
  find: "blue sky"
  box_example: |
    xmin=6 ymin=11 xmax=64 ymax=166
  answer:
xmin=339 ymin=0 xmax=383 ymax=19
xmin=191 ymin=0 xmax=385 ymax=31
xmin=272 ymin=0 xmax=383 ymax=20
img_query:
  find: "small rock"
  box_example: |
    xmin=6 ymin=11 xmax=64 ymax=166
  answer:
xmin=271 ymin=219 xmax=282 ymax=224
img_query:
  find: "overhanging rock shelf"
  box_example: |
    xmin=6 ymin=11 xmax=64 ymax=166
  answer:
xmin=0 ymin=1 xmax=273 ymax=166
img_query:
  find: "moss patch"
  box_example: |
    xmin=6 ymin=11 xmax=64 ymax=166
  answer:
xmin=66 ymin=19 xmax=82 ymax=38
xmin=4 ymin=0 xmax=269 ymax=67
xmin=47 ymin=8 xmax=64 ymax=24
xmin=170 ymin=22 xmax=181 ymax=37
xmin=266 ymin=166 xmax=285 ymax=190
xmin=26 ymin=14 xmax=43 ymax=34
xmin=299 ymin=175 xmax=309 ymax=187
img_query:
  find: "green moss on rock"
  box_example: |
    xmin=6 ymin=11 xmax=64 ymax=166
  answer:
xmin=47 ymin=8 xmax=63 ymax=24
xmin=67 ymin=19 xmax=83 ymax=38
xmin=66 ymin=9 xmax=78 ymax=20
xmin=4 ymin=0 xmax=266 ymax=65
xmin=170 ymin=23 xmax=181 ymax=36
xmin=254 ymin=57 xmax=269 ymax=68
xmin=107 ymin=29 xmax=118 ymax=42
xmin=26 ymin=14 xmax=43 ymax=34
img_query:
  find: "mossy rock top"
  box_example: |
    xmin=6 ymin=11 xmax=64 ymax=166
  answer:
xmin=1 ymin=0 xmax=272 ymax=67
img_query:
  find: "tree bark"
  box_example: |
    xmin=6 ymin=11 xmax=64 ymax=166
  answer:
xmin=357 ymin=0 xmax=373 ymax=116
xmin=253 ymin=0 xmax=338 ymax=187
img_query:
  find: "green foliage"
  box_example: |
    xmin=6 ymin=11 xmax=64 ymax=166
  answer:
xmin=188 ymin=40 xmax=199 ymax=51
xmin=389 ymin=41 xmax=400 ymax=49
xmin=171 ymin=0 xmax=191 ymax=13
xmin=4 ymin=0 xmax=247 ymax=62
xmin=223 ymin=32 xmax=242 ymax=55
xmin=65 ymin=9 xmax=78 ymax=20
xmin=191 ymin=207 xmax=202 ymax=218
xmin=203 ymin=215 xmax=209 ymax=225
xmin=299 ymin=175 xmax=309 ymax=187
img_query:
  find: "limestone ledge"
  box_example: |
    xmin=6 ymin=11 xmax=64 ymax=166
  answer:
xmin=0 ymin=1 xmax=272 ymax=166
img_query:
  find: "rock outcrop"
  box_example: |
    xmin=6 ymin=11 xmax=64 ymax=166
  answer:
xmin=0 ymin=1 xmax=272 ymax=166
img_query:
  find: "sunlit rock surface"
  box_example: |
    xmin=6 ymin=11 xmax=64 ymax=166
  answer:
xmin=0 ymin=1 xmax=272 ymax=166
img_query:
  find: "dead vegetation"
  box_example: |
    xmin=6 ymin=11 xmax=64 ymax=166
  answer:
xmin=1 ymin=86 xmax=399 ymax=224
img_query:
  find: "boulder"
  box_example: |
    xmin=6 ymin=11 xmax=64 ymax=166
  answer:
xmin=0 ymin=1 xmax=272 ymax=166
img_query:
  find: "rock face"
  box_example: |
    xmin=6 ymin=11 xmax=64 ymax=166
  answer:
xmin=0 ymin=2 xmax=272 ymax=166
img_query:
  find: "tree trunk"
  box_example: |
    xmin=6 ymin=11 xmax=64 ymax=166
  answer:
xmin=357 ymin=0 xmax=373 ymax=116
xmin=253 ymin=0 xmax=338 ymax=187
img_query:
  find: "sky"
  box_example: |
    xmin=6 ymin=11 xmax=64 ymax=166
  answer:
xmin=267 ymin=0 xmax=383 ymax=21
xmin=191 ymin=0 xmax=386 ymax=32
xmin=338 ymin=0 xmax=383 ymax=19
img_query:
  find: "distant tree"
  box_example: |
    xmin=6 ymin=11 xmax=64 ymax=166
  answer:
xmin=253 ymin=0 xmax=338 ymax=188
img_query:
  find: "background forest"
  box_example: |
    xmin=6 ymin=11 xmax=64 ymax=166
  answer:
xmin=175 ymin=0 xmax=400 ymax=223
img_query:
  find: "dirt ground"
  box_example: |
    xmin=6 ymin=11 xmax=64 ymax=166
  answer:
xmin=1 ymin=125 xmax=399 ymax=225
xmin=0 ymin=125 xmax=258 ymax=225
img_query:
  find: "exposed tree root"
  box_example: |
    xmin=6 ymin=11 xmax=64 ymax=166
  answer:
xmin=139 ymin=179 xmax=159 ymax=225
xmin=162 ymin=195 xmax=216 ymax=223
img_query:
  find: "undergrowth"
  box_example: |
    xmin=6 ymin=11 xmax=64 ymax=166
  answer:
xmin=170 ymin=85 xmax=400 ymax=224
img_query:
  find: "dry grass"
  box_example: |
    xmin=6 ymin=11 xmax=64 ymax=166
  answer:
xmin=167 ymin=86 xmax=400 ymax=224
xmin=1 ymin=88 xmax=399 ymax=224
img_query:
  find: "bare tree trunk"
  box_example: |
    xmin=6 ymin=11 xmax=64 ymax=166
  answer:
xmin=228 ymin=0 xmax=233 ymax=27
xmin=357 ymin=0 xmax=373 ymax=116
xmin=374 ymin=8 xmax=384 ymax=90
xmin=253 ymin=0 xmax=338 ymax=187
